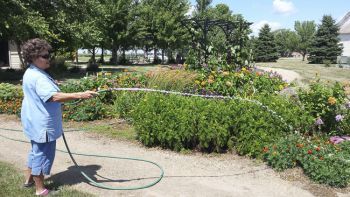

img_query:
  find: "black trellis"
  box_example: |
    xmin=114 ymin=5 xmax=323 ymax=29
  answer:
xmin=181 ymin=17 xmax=252 ymax=65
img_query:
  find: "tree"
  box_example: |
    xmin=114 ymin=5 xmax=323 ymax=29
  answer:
xmin=294 ymin=21 xmax=316 ymax=61
xmin=274 ymin=29 xmax=299 ymax=57
xmin=254 ymin=24 xmax=279 ymax=62
xmin=195 ymin=0 xmax=212 ymax=17
xmin=308 ymin=15 xmax=343 ymax=64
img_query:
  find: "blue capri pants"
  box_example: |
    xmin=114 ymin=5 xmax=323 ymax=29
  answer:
xmin=27 ymin=140 xmax=56 ymax=176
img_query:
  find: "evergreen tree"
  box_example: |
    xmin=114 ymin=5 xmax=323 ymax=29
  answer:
xmin=254 ymin=24 xmax=279 ymax=62
xmin=308 ymin=15 xmax=343 ymax=64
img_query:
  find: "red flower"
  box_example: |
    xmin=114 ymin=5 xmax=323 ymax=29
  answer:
xmin=315 ymin=147 xmax=321 ymax=151
xmin=296 ymin=143 xmax=304 ymax=148
xmin=308 ymin=150 xmax=313 ymax=154
xmin=263 ymin=147 xmax=269 ymax=153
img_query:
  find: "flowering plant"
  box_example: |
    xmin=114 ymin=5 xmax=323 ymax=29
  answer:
xmin=298 ymin=80 xmax=349 ymax=134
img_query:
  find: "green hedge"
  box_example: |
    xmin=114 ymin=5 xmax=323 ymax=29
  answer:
xmin=131 ymin=93 xmax=311 ymax=156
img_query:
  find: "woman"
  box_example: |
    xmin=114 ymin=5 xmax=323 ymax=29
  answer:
xmin=21 ymin=38 xmax=98 ymax=196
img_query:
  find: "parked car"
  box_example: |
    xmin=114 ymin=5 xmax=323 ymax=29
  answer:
xmin=147 ymin=51 xmax=168 ymax=62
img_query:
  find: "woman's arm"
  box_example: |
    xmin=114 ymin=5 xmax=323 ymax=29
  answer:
xmin=50 ymin=91 xmax=98 ymax=102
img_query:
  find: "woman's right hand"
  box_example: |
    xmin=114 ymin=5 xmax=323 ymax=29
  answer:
xmin=78 ymin=91 xmax=99 ymax=99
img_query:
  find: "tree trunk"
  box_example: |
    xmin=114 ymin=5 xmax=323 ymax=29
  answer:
xmin=75 ymin=50 xmax=79 ymax=65
xmin=153 ymin=48 xmax=157 ymax=64
xmin=16 ymin=41 xmax=25 ymax=69
xmin=161 ymin=49 xmax=165 ymax=64
xmin=100 ymin=47 xmax=105 ymax=63
xmin=302 ymin=51 xmax=306 ymax=61
xmin=92 ymin=46 xmax=96 ymax=63
xmin=111 ymin=47 xmax=118 ymax=64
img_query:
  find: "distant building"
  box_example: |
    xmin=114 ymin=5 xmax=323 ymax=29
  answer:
xmin=338 ymin=12 xmax=350 ymax=57
xmin=0 ymin=40 xmax=21 ymax=69
xmin=291 ymin=52 xmax=302 ymax=58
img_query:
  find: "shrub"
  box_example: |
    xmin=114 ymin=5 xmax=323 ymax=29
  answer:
xmin=0 ymin=83 xmax=23 ymax=115
xmin=193 ymin=68 xmax=288 ymax=97
xmin=263 ymin=134 xmax=304 ymax=171
xmin=113 ymin=91 xmax=144 ymax=119
xmin=255 ymin=94 xmax=314 ymax=133
xmin=298 ymin=80 xmax=348 ymax=134
xmin=264 ymin=135 xmax=350 ymax=187
xmin=131 ymin=93 xmax=300 ymax=155
xmin=49 ymin=56 xmax=68 ymax=73
xmin=60 ymin=75 xmax=115 ymax=121
xmin=86 ymin=61 xmax=100 ymax=72
xmin=145 ymin=69 xmax=197 ymax=92
xmin=62 ymin=98 xmax=107 ymax=121
xmin=0 ymin=69 xmax=24 ymax=81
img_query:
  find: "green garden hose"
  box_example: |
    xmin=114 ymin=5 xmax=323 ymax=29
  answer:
xmin=0 ymin=127 xmax=164 ymax=190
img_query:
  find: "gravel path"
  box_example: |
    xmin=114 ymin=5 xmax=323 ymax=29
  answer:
xmin=0 ymin=115 xmax=349 ymax=196
xmin=257 ymin=66 xmax=302 ymax=83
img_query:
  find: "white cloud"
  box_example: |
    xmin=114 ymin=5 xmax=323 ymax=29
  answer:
xmin=251 ymin=20 xmax=282 ymax=35
xmin=273 ymin=0 xmax=295 ymax=15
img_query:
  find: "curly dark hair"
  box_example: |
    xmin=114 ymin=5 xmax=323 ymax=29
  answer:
xmin=21 ymin=38 xmax=52 ymax=64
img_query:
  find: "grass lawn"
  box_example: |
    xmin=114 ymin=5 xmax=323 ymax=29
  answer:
xmin=255 ymin=58 xmax=350 ymax=84
xmin=63 ymin=119 xmax=137 ymax=141
xmin=0 ymin=161 xmax=94 ymax=197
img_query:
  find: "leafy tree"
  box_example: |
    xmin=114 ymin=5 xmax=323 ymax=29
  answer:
xmin=254 ymin=24 xmax=279 ymax=62
xmin=135 ymin=0 xmax=189 ymax=64
xmin=308 ymin=15 xmax=343 ymax=64
xmin=195 ymin=0 xmax=212 ymax=17
xmin=294 ymin=21 xmax=316 ymax=61
xmin=274 ymin=29 xmax=299 ymax=57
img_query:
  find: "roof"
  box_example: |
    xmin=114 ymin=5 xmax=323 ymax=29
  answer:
xmin=338 ymin=12 xmax=350 ymax=34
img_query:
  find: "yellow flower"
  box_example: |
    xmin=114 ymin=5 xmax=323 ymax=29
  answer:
xmin=328 ymin=97 xmax=337 ymax=105
xmin=279 ymin=85 xmax=284 ymax=90
xmin=342 ymin=81 xmax=350 ymax=87
xmin=201 ymin=81 xmax=206 ymax=86
xmin=225 ymin=81 xmax=233 ymax=87
xmin=223 ymin=71 xmax=229 ymax=76
xmin=195 ymin=80 xmax=200 ymax=85
xmin=208 ymin=79 xmax=214 ymax=84
xmin=209 ymin=75 xmax=214 ymax=80
xmin=105 ymin=72 xmax=112 ymax=76
xmin=242 ymin=67 xmax=247 ymax=71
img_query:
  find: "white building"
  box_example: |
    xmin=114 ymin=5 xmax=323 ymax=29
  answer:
xmin=0 ymin=40 xmax=21 ymax=69
xmin=338 ymin=12 xmax=350 ymax=57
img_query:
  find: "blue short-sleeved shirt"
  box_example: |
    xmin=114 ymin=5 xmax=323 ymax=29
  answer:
xmin=21 ymin=64 xmax=63 ymax=143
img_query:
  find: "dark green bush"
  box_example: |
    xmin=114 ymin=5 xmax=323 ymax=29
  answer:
xmin=113 ymin=91 xmax=145 ymax=119
xmin=131 ymin=93 xmax=303 ymax=156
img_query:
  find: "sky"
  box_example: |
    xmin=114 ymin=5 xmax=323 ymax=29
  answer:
xmin=189 ymin=0 xmax=350 ymax=35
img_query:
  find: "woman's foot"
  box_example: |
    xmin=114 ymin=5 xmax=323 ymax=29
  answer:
xmin=22 ymin=181 xmax=35 ymax=188
xmin=35 ymin=188 xmax=50 ymax=196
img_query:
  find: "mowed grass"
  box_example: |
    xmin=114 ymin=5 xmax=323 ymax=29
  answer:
xmin=63 ymin=119 xmax=137 ymax=141
xmin=0 ymin=161 xmax=94 ymax=197
xmin=256 ymin=58 xmax=350 ymax=84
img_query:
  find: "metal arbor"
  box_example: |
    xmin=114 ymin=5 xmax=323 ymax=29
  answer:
xmin=182 ymin=17 xmax=252 ymax=67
